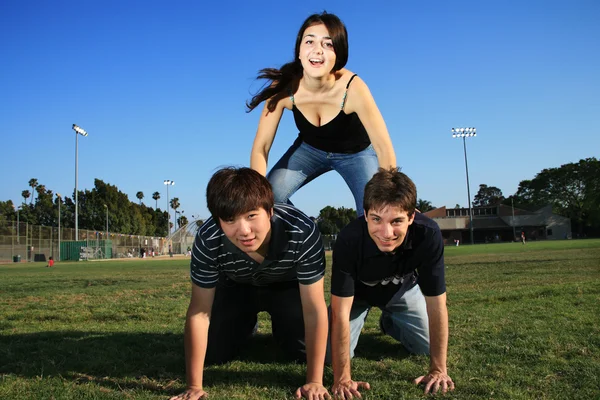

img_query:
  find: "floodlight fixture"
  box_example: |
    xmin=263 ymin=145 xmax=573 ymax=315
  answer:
xmin=164 ymin=180 xmax=175 ymax=235
xmin=451 ymin=127 xmax=478 ymax=245
xmin=72 ymin=124 xmax=88 ymax=136
xmin=72 ymin=123 xmax=88 ymax=240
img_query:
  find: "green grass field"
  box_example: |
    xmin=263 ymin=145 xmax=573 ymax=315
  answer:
xmin=1 ymin=240 xmax=599 ymax=399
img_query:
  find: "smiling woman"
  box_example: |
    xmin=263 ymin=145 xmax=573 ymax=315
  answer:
xmin=247 ymin=11 xmax=397 ymax=216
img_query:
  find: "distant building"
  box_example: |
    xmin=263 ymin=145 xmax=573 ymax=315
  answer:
xmin=424 ymin=204 xmax=571 ymax=245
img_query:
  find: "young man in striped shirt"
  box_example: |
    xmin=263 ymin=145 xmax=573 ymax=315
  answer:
xmin=171 ymin=167 xmax=330 ymax=400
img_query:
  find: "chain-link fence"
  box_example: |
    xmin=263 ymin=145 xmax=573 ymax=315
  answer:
xmin=0 ymin=220 xmax=168 ymax=262
xmin=1 ymin=219 xmax=339 ymax=263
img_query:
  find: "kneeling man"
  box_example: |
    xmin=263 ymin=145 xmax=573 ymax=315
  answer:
xmin=172 ymin=167 xmax=330 ymax=400
xmin=330 ymin=168 xmax=455 ymax=397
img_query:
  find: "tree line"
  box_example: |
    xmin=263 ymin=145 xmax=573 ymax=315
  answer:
xmin=315 ymin=158 xmax=599 ymax=236
xmin=2 ymin=158 xmax=597 ymax=237
xmin=463 ymin=158 xmax=599 ymax=235
xmin=0 ymin=178 xmax=189 ymax=237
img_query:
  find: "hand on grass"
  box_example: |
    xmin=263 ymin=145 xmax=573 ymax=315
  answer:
xmin=413 ymin=372 xmax=455 ymax=394
xmin=295 ymin=382 xmax=331 ymax=399
xmin=169 ymin=388 xmax=208 ymax=400
xmin=331 ymin=379 xmax=370 ymax=399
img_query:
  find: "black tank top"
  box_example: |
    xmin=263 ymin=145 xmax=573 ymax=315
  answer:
xmin=290 ymin=74 xmax=371 ymax=154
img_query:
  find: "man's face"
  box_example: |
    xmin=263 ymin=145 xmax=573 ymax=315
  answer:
xmin=219 ymin=208 xmax=273 ymax=255
xmin=365 ymin=205 xmax=415 ymax=253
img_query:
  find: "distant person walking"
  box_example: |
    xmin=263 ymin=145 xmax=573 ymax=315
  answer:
xmin=521 ymin=231 xmax=526 ymax=245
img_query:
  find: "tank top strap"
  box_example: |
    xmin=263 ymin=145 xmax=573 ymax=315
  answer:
xmin=340 ymin=74 xmax=358 ymax=110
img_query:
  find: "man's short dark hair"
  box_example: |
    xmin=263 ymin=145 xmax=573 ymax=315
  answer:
xmin=206 ymin=167 xmax=274 ymax=221
xmin=363 ymin=167 xmax=417 ymax=217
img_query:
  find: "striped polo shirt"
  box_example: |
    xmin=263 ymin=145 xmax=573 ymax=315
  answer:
xmin=190 ymin=203 xmax=325 ymax=288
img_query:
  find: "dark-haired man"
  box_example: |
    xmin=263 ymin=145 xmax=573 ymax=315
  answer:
xmin=171 ymin=167 xmax=330 ymax=400
xmin=329 ymin=168 xmax=454 ymax=398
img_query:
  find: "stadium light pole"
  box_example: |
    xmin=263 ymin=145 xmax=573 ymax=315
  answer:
xmin=56 ymin=194 xmax=61 ymax=261
xmin=15 ymin=205 xmax=21 ymax=244
xmin=72 ymin=124 xmax=88 ymax=240
xmin=104 ymin=204 xmax=108 ymax=239
xmin=511 ymin=196 xmax=516 ymax=241
xmin=452 ymin=127 xmax=476 ymax=245
xmin=164 ymin=180 xmax=175 ymax=235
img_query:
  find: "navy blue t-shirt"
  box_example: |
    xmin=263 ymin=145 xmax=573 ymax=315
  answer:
xmin=331 ymin=213 xmax=446 ymax=307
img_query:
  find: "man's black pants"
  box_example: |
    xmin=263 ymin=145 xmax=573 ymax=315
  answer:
xmin=205 ymin=277 xmax=306 ymax=364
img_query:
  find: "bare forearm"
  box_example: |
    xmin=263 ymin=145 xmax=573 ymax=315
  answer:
xmin=304 ymin=310 xmax=328 ymax=384
xmin=184 ymin=313 xmax=210 ymax=389
xmin=331 ymin=315 xmax=352 ymax=383
xmin=250 ymin=150 xmax=268 ymax=176
xmin=428 ymin=304 xmax=449 ymax=374
xmin=372 ymin=142 xmax=396 ymax=169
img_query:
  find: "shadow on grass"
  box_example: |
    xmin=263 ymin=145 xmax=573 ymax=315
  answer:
xmin=353 ymin=332 xmax=411 ymax=361
xmin=0 ymin=331 xmax=304 ymax=395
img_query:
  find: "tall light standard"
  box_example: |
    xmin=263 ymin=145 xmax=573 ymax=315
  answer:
xmin=164 ymin=179 xmax=175 ymax=235
xmin=452 ymin=127 xmax=477 ymax=245
xmin=511 ymin=196 xmax=516 ymax=241
xmin=15 ymin=205 xmax=21 ymax=244
xmin=56 ymin=194 xmax=61 ymax=261
xmin=73 ymin=124 xmax=88 ymax=240
xmin=104 ymin=204 xmax=108 ymax=238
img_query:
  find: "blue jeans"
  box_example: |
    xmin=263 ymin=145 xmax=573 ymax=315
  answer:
xmin=326 ymin=284 xmax=430 ymax=362
xmin=267 ymin=139 xmax=379 ymax=215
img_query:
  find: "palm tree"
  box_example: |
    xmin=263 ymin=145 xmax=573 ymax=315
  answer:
xmin=22 ymin=190 xmax=31 ymax=204
xmin=178 ymin=215 xmax=188 ymax=228
xmin=36 ymin=184 xmax=47 ymax=197
xmin=29 ymin=178 xmax=38 ymax=204
xmin=152 ymin=191 xmax=161 ymax=209
xmin=170 ymin=197 xmax=180 ymax=220
xmin=416 ymin=198 xmax=434 ymax=213
xmin=136 ymin=191 xmax=144 ymax=205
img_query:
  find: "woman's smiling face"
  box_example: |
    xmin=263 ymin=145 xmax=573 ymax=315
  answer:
xmin=298 ymin=23 xmax=337 ymax=78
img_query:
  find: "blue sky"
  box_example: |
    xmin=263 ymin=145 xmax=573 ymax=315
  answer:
xmin=1 ymin=0 xmax=598 ymax=220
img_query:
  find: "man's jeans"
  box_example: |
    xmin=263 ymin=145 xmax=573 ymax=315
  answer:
xmin=327 ymin=285 xmax=430 ymax=362
xmin=267 ymin=139 xmax=378 ymax=215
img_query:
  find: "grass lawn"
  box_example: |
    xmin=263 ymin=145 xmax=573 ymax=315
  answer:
xmin=1 ymin=239 xmax=599 ymax=399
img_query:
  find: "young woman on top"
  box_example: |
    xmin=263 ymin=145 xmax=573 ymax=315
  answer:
xmin=248 ymin=12 xmax=396 ymax=215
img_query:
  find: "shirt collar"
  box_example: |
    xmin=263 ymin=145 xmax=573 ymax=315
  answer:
xmin=266 ymin=213 xmax=287 ymax=258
